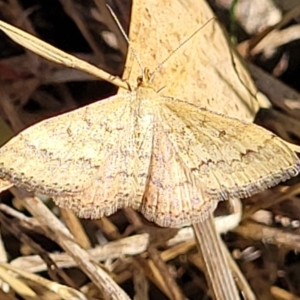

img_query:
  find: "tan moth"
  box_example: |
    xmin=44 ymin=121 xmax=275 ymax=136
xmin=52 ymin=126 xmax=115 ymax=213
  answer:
xmin=0 ymin=68 xmax=299 ymax=227
xmin=0 ymin=20 xmax=299 ymax=227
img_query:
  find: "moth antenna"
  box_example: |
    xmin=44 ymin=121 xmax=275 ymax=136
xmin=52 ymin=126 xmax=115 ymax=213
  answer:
xmin=150 ymin=17 xmax=216 ymax=81
xmin=106 ymin=5 xmax=144 ymax=77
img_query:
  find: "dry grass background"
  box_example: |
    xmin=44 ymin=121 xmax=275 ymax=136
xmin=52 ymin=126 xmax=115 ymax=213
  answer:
xmin=1 ymin=0 xmax=300 ymax=299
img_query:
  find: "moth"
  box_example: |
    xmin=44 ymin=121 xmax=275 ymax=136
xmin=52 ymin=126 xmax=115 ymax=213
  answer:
xmin=0 ymin=20 xmax=299 ymax=227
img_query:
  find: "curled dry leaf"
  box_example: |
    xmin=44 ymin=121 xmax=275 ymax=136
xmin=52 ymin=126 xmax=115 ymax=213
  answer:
xmin=121 ymin=0 xmax=259 ymax=121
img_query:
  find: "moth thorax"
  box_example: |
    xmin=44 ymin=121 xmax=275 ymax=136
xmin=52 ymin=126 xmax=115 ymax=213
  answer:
xmin=132 ymin=87 xmax=157 ymax=118
xmin=135 ymin=85 xmax=157 ymax=102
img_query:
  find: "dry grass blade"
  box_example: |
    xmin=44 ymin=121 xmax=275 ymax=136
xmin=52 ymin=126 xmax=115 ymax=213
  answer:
xmin=12 ymin=188 xmax=130 ymax=300
xmin=221 ymin=242 xmax=257 ymax=300
xmin=271 ymin=286 xmax=300 ymax=300
xmin=0 ymin=264 xmax=37 ymax=299
xmin=235 ymin=221 xmax=300 ymax=251
xmin=147 ymin=246 xmax=186 ymax=300
xmin=0 ymin=210 xmax=76 ymax=287
xmin=0 ymin=262 xmax=88 ymax=300
xmin=10 ymin=233 xmax=149 ymax=273
xmin=0 ymin=20 xmax=128 ymax=90
xmin=59 ymin=209 xmax=91 ymax=249
xmin=193 ymin=213 xmax=240 ymax=299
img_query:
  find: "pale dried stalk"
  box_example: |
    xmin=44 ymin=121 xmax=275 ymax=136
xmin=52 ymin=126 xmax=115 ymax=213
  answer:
xmin=0 ymin=20 xmax=128 ymax=90
xmin=271 ymin=286 xmax=300 ymax=300
xmin=59 ymin=209 xmax=91 ymax=249
xmin=147 ymin=246 xmax=186 ymax=300
xmin=0 ymin=262 xmax=88 ymax=300
xmin=222 ymin=241 xmax=257 ymax=300
xmin=235 ymin=221 xmax=300 ymax=251
xmin=193 ymin=213 xmax=240 ymax=300
xmin=0 ymin=264 xmax=37 ymax=298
